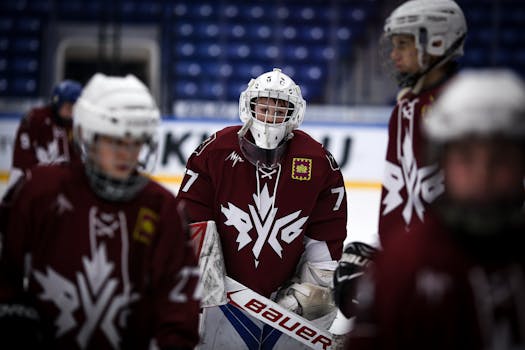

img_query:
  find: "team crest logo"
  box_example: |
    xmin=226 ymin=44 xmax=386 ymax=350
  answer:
xmin=291 ymin=158 xmax=312 ymax=181
xmin=132 ymin=207 xmax=159 ymax=245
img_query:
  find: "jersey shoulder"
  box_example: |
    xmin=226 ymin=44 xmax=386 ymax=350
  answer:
xmin=192 ymin=125 xmax=241 ymax=157
xmin=21 ymin=162 xmax=77 ymax=200
xmin=23 ymin=105 xmax=54 ymax=126
xmin=139 ymin=179 xmax=177 ymax=205
xmin=289 ymin=130 xmax=340 ymax=169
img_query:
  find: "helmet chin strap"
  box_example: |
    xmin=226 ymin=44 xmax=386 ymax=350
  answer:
xmin=398 ymin=33 xmax=466 ymax=93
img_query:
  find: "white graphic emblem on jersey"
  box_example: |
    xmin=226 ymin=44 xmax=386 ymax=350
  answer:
xmin=35 ymin=127 xmax=70 ymax=165
xmin=221 ymin=184 xmax=308 ymax=268
xmin=225 ymin=151 xmax=244 ymax=167
xmin=55 ymin=193 xmax=74 ymax=214
xmin=382 ymin=98 xmax=444 ymax=226
xmin=33 ymin=207 xmax=138 ymax=349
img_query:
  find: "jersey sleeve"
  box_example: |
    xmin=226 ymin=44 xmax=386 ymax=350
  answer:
xmin=347 ymin=232 xmax=482 ymax=350
xmin=149 ymin=198 xmax=200 ymax=348
xmin=0 ymin=174 xmax=34 ymax=301
xmin=11 ymin=113 xmax=39 ymax=174
xmin=176 ymin=137 xmax=216 ymax=222
xmin=304 ymin=150 xmax=347 ymax=261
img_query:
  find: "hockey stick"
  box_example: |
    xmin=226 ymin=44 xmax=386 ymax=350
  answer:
xmin=190 ymin=221 xmax=334 ymax=350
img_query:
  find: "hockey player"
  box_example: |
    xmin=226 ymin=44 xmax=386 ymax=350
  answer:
xmin=333 ymin=0 xmax=467 ymax=318
xmin=176 ymin=68 xmax=347 ymax=349
xmin=8 ymin=79 xmax=83 ymax=188
xmin=346 ymin=69 xmax=525 ymax=349
xmin=0 ymin=73 xmax=200 ymax=349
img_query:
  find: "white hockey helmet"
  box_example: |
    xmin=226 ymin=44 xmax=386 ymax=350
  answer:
xmin=74 ymin=73 xmax=160 ymax=144
xmin=384 ymin=0 xmax=467 ymax=60
xmin=425 ymin=69 xmax=525 ymax=245
xmin=239 ymin=68 xmax=306 ymax=150
xmin=424 ymin=69 xmax=525 ymax=143
xmin=382 ymin=0 xmax=467 ymax=87
xmin=73 ymin=73 xmax=161 ymax=201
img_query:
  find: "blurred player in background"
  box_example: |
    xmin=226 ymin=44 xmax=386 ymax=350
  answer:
xmin=347 ymin=69 xmax=525 ymax=349
xmin=333 ymin=0 xmax=467 ymax=318
xmin=177 ymin=68 xmax=347 ymax=349
xmin=0 ymin=73 xmax=200 ymax=349
xmin=7 ymin=79 xmax=82 ymax=188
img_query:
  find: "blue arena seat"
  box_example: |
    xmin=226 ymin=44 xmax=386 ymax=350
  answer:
xmin=13 ymin=56 xmax=39 ymax=73
xmin=173 ymin=61 xmax=202 ymax=77
xmin=173 ymin=22 xmax=194 ymax=38
xmin=12 ymin=77 xmax=37 ymax=95
xmin=226 ymin=80 xmax=248 ymax=100
xmin=200 ymin=79 xmax=225 ymax=99
xmin=0 ymin=37 xmax=9 ymax=52
xmin=194 ymin=22 xmax=221 ymax=40
xmin=225 ymin=43 xmax=252 ymax=60
xmin=15 ymin=17 xmax=42 ymax=33
xmin=12 ymin=37 xmax=40 ymax=53
xmin=282 ymin=44 xmax=310 ymax=61
xmin=174 ymin=41 xmax=196 ymax=58
xmin=201 ymin=62 xmax=233 ymax=78
xmin=0 ymin=57 xmax=7 ymax=72
xmin=0 ymin=17 xmax=13 ymax=32
xmin=223 ymin=23 xmax=247 ymax=40
xmin=221 ymin=4 xmax=240 ymax=19
xmin=174 ymin=79 xmax=198 ymax=99
xmin=246 ymin=24 xmax=273 ymax=41
xmin=0 ymin=78 xmax=7 ymax=94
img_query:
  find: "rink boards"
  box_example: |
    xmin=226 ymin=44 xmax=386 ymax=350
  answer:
xmin=0 ymin=117 xmax=387 ymax=246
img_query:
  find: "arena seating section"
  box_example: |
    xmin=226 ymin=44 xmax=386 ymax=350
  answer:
xmin=0 ymin=0 xmax=523 ymax=105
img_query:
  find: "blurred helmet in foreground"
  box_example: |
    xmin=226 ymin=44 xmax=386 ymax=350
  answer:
xmin=73 ymin=73 xmax=160 ymax=201
xmin=424 ymin=69 xmax=525 ymax=253
xmin=424 ymin=69 xmax=525 ymax=143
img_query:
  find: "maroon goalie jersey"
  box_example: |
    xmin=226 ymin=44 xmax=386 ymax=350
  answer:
xmin=11 ymin=105 xmax=78 ymax=174
xmin=347 ymin=213 xmax=525 ymax=349
xmin=0 ymin=162 xmax=200 ymax=349
xmin=177 ymin=126 xmax=347 ymax=297
xmin=378 ymin=85 xmax=446 ymax=246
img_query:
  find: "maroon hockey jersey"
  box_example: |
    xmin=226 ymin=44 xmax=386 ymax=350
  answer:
xmin=11 ymin=105 xmax=79 ymax=174
xmin=0 ymin=162 xmax=200 ymax=349
xmin=347 ymin=212 xmax=525 ymax=349
xmin=378 ymin=85 xmax=446 ymax=246
xmin=177 ymin=126 xmax=347 ymax=297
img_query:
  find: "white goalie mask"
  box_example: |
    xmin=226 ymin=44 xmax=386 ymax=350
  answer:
xmin=73 ymin=73 xmax=160 ymax=201
xmin=238 ymin=68 xmax=306 ymax=167
xmin=382 ymin=0 xmax=467 ymax=87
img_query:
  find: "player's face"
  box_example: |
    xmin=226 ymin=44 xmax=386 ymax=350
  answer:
xmin=390 ymin=34 xmax=420 ymax=74
xmin=443 ymin=138 xmax=525 ymax=204
xmin=253 ymin=97 xmax=289 ymax=124
xmin=58 ymin=102 xmax=74 ymax=120
xmin=94 ymin=135 xmax=143 ymax=179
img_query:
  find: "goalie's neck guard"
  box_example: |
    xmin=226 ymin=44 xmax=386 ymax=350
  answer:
xmin=238 ymin=122 xmax=291 ymax=169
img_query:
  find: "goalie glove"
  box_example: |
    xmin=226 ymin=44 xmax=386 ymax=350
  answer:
xmin=276 ymin=282 xmax=335 ymax=321
xmin=333 ymin=242 xmax=378 ymax=318
xmin=276 ymin=261 xmax=336 ymax=323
